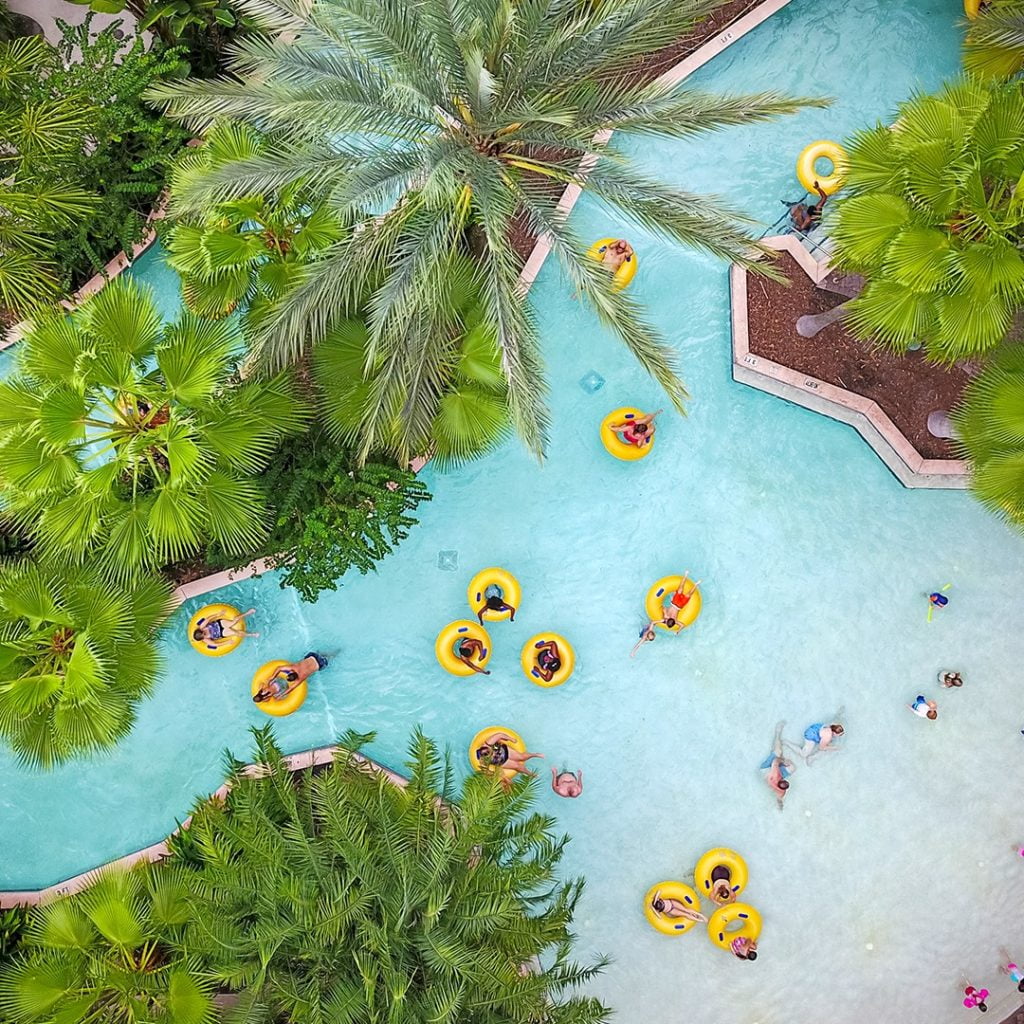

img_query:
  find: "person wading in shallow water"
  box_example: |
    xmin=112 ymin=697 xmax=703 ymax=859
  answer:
xmin=786 ymin=180 xmax=829 ymax=231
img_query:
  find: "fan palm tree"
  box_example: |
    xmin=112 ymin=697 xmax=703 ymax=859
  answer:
xmin=149 ymin=0 xmax=819 ymax=459
xmin=831 ymin=77 xmax=1024 ymax=363
xmin=0 ymin=562 xmax=171 ymax=768
xmin=164 ymin=120 xmax=345 ymax=326
xmin=953 ymin=343 xmax=1024 ymax=524
xmin=170 ymin=725 xmax=610 ymax=1024
xmin=964 ymin=0 xmax=1024 ymax=79
xmin=0 ymin=35 xmax=98 ymax=315
xmin=314 ymin=252 xmax=509 ymax=467
xmin=0 ymin=275 xmax=309 ymax=576
xmin=0 ymin=863 xmax=215 ymax=1024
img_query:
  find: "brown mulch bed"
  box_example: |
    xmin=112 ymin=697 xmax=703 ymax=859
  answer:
xmin=745 ymin=252 xmax=969 ymax=461
xmin=1000 ymin=1004 xmax=1024 ymax=1024
xmin=509 ymin=0 xmax=763 ymax=263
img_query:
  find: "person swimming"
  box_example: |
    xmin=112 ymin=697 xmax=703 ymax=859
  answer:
xmin=551 ymin=768 xmax=583 ymax=798
xmin=795 ymin=720 xmax=844 ymax=762
xmin=786 ymin=180 xmax=829 ymax=232
xmin=938 ymin=670 xmax=963 ymax=688
xmin=759 ymin=721 xmax=794 ymax=810
xmin=908 ymin=695 xmax=938 ymax=720
xmin=731 ymin=936 xmax=758 ymax=961
xmin=1000 ymin=957 xmax=1024 ymax=993
xmin=630 ymin=621 xmax=657 ymax=657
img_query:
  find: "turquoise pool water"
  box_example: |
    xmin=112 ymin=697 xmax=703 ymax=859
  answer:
xmin=4 ymin=1 xmax=1023 ymax=1021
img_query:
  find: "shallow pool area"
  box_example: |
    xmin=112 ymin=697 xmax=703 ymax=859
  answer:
xmin=5 ymin=1 xmax=1024 ymax=1021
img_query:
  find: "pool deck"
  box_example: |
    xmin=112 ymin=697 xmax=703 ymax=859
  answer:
xmin=729 ymin=235 xmax=969 ymax=489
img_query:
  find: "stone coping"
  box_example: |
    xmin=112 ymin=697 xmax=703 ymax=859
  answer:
xmin=730 ymin=235 xmax=969 ymax=490
xmin=0 ymin=745 xmax=406 ymax=908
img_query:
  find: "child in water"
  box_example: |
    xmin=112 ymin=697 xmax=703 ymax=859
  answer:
xmin=551 ymin=768 xmax=583 ymax=798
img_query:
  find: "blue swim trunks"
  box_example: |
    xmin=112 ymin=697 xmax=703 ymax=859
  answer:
xmin=804 ymin=723 xmax=823 ymax=743
xmin=758 ymin=752 xmax=791 ymax=779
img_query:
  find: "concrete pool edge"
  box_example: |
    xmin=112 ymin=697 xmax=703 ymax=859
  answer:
xmin=515 ymin=0 xmax=796 ymax=294
xmin=729 ymin=235 xmax=969 ymax=490
xmin=0 ymin=744 xmax=406 ymax=907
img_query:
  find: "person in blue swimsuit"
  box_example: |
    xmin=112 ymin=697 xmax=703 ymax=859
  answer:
xmin=797 ymin=721 xmax=843 ymax=762
xmin=630 ymin=621 xmax=657 ymax=657
xmin=192 ymin=607 xmax=258 ymax=646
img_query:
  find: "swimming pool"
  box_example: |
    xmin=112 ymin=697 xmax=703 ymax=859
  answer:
xmin=4 ymin=1 xmax=1022 ymax=1021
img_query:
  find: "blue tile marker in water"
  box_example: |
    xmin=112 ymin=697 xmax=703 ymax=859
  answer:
xmin=436 ymin=549 xmax=459 ymax=571
xmin=579 ymin=370 xmax=605 ymax=394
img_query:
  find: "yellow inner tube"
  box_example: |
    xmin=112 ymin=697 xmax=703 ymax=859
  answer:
xmin=251 ymin=659 xmax=308 ymax=718
xmin=435 ymin=620 xmax=492 ymax=677
xmin=796 ymin=140 xmax=848 ymax=196
xmin=707 ymin=902 xmax=762 ymax=952
xmin=964 ymin=0 xmax=983 ymax=18
xmin=587 ymin=237 xmax=638 ymax=290
xmin=467 ymin=567 xmax=521 ymax=622
xmin=187 ymin=603 xmax=244 ymax=657
xmin=469 ymin=726 xmax=526 ymax=781
xmin=694 ymin=847 xmax=749 ymax=903
xmin=644 ymin=575 xmax=702 ymax=633
xmin=600 ymin=407 xmax=655 ymax=461
xmin=643 ymin=881 xmax=703 ymax=936
xmin=520 ymin=633 xmax=575 ymax=687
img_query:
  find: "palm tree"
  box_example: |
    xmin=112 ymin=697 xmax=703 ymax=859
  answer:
xmin=164 ymin=120 xmax=345 ymax=326
xmin=314 ymin=253 xmax=509 ymax=466
xmin=0 ymin=275 xmax=309 ymax=575
xmin=953 ymin=343 xmax=1024 ymax=524
xmin=964 ymin=0 xmax=1024 ymax=79
xmin=170 ymin=726 xmax=611 ymax=1024
xmin=0 ymin=863 xmax=215 ymax=1024
xmin=0 ymin=562 xmax=171 ymax=768
xmin=0 ymin=35 xmax=97 ymax=315
xmin=831 ymin=77 xmax=1024 ymax=363
xmin=150 ymin=0 xmax=818 ymax=459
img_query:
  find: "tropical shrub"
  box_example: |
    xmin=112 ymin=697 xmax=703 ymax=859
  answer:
xmin=0 ymin=35 xmax=97 ymax=314
xmin=954 ymin=343 xmax=1024 ymax=524
xmin=164 ymin=120 xmax=345 ymax=328
xmin=206 ymin=430 xmax=431 ymax=602
xmin=0 ymin=863 xmax=215 ymax=1024
xmin=33 ymin=18 xmax=189 ymax=292
xmin=171 ymin=726 xmax=611 ymax=1024
xmin=313 ymin=253 xmax=510 ymax=466
xmin=69 ymin=0 xmax=256 ymax=77
xmin=964 ymin=0 xmax=1024 ymax=79
xmin=0 ymin=276 xmax=309 ymax=576
xmin=831 ymin=77 xmax=1024 ymax=363
xmin=0 ymin=562 xmax=171 ymax=768
xmin=151 ymin=0 xmax=818 ymax=459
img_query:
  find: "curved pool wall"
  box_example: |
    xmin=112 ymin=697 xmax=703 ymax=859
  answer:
xmin=4 ymin=1 xmax=1024 ymax=1021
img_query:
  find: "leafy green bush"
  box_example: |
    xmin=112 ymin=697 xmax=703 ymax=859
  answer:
xmin=169 ymin=726 xmax=610 ymax=1024
xmin=832 ymin=78 xmax=1024 ymax=362
xmin=206 ymin=429 xmax=431 ymax=602
xmin=24 ymin=17 xmax=189 ymax=294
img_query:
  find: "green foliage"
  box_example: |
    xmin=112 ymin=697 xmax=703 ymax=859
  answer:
xmin=832 ymin=77 xmax=1024 ymax=362
xmin=68 ymin=0 xmax=257 ymax=77
xmin=0 ymin=907 xmax=28 ymax=962
xmin=33 ymin=17 xmax=189 ymax=293
xmin=151 ymin=0 xmax=821 ymax=459
xmin=207 ymin=430 xmax=431 ymax=602
xmin=313 ymin=252 xmax=510 ymax=467
xmin=164 ymin=120 xmax=345 ymax=328
xmin=170 ymin=725 xmax=611 ymax=1024
xmin=954 ymin=343 xmax=1024 ymax=524
xmin=0 ymin=35 xmax=98 ymax=314
xmin=0 ymin=561 xmax=172 ymax=768
xmin=0 ymin=275 xmax=310 ymax=577
xmin=0 ymin=862 xmax=215 ymax=1024
xmin=964 ymin=0 xmax=1024 ymax=79
xmin=0 ymin=518 xmax=31 ymax=564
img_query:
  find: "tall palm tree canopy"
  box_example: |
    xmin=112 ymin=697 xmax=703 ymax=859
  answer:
xmin=150 ymin=0 xmax=818 ymax=457
xmin=831 ymin=77 xmax=1024 ymax=363
xmin=0 ymin=276 xmax=309 ymax=574
xmin=0 ymin=563 xmax=171 ymax=768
